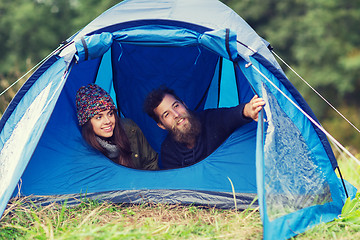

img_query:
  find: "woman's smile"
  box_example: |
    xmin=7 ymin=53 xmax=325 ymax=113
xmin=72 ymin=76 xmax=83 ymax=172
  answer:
xmin=90 ymin=110 xmax=116 ymax=138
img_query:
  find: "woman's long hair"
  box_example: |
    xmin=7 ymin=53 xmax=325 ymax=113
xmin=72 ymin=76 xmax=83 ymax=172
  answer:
xmin=82 ymin=112 xmax=133 ymax=167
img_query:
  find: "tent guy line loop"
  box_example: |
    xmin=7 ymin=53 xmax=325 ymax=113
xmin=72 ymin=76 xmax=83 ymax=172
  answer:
xmin=271 ymin=50 xmax=360 ymax=135
xmin=250 ymin=63 xmax=360 ymax=166
xmin=236 ymin=40 xmax=256 ymax=53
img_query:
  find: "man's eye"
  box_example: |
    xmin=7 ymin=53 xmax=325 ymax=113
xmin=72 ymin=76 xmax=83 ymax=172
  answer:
xmin=163 ymin=113 xmax=169 ymax=118
xmin=174 ymin=103 xmax=179 ymax=108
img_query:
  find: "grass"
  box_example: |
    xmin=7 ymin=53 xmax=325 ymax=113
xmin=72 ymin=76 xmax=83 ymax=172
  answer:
xmin=1 ymin=157 xmax=359 ymax=240
xmin=0 ymin=199 xmax=263 ymax=239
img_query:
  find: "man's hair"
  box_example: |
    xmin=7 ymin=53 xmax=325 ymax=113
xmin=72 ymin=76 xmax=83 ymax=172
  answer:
xmin=143 ymin=86 xmax=182 ymax=123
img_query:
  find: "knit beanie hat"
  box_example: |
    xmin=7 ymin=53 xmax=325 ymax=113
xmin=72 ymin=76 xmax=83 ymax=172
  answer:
xmin=76 ymin=84 xmax=116 ymax=126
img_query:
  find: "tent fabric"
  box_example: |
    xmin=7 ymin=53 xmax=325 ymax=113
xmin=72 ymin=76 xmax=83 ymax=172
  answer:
xmin=75 ymin=27 xmax=239 ymax=66
xmin=24 ymin=190 xmax=258 ymax=210
xmin=0 ymin=57 xmax=69 ymax=215
xmin=241 ymin=57 xmax=357 ymax=239
xmin=0 ymin=0 xmax=356 ymax=239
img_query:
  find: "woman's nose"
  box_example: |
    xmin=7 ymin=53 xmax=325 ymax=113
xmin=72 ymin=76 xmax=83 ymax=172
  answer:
xmin=103 ymin=116 xmax=111 ymax=123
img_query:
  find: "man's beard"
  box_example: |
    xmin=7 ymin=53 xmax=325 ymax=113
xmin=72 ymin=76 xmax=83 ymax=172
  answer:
xmin=170 ymin=112 xmax=201 ymax=147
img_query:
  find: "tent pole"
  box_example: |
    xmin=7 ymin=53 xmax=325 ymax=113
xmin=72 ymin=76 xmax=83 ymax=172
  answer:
xmin=217 ymin=57 xmax=223 ymax=108
xmin=336 ymin=166 xmax=349 ymax=199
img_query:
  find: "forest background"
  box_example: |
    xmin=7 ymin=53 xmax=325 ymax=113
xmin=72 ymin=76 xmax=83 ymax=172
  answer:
xmin=0 ymin=0 xmax=359 ymax=152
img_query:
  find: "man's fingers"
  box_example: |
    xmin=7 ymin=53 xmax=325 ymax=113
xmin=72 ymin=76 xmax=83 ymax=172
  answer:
xmin=244 ymin=96 xmax=265 ymax=120
xmin=252 ymin=99 xmax=265 ymax=110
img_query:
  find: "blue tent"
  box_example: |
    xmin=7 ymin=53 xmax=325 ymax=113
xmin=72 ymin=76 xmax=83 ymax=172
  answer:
xmin=0 ymin=0 xmax=356 ymax=239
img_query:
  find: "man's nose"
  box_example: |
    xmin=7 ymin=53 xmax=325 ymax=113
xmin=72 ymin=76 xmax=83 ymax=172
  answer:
xmin=173 ymin=110 xmax=181 ymax=118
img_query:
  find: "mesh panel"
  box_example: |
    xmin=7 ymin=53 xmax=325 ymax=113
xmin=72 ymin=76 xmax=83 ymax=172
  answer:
xmin=261 ymin=84 xmax=332 ymax=220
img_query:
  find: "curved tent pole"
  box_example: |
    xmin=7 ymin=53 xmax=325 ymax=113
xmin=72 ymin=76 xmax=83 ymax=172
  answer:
xmin=336 ymin=166 xmax=349 ymax=198
xmin=236 ymin=40 xmax=256 ymax=53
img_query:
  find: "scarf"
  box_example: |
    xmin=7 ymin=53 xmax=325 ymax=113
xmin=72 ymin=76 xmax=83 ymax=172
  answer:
xmin=96 ymin=137 xmax=120 ymax=160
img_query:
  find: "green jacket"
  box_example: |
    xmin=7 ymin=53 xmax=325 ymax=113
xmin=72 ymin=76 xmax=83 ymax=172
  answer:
xmin=120 ymin=118 xmax=159 ymax=170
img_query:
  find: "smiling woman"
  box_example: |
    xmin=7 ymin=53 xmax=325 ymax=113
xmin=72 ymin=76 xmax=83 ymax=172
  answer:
xmin=90 ymin=110 xmax=116 ymax=138
xmin=75 ymin=84 xmax=159 ymax=170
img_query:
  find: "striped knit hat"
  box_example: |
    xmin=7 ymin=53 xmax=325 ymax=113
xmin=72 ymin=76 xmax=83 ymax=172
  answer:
xmin=76 ymin=84 xmax=116 ymax=126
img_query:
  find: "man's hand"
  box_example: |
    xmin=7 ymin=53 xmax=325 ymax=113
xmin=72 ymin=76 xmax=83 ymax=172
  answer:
xmin=243 ymin=95 xmax=265 ymax=122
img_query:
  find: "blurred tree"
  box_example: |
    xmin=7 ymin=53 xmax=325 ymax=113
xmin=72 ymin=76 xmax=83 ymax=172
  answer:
xmin=1 ymin=1 xmax=71 ymax=74
xmin=0 ymin=0 xmax=120 ymax=115
xmin=0 ymin=0 xmax=120 ymax=75
xmin=222 ymin=0 xmax=360 ymax=150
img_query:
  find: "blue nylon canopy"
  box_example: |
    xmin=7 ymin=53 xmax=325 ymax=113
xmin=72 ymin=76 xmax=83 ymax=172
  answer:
xmin=75 ymin=27 xmax=239 ymax=63
xmin=0 ymin=0 xmax=356 ymax=239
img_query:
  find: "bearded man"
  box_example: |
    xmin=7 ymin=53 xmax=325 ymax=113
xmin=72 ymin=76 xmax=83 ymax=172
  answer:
xmin=143 ymin=87 xmax=265 ymax=169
